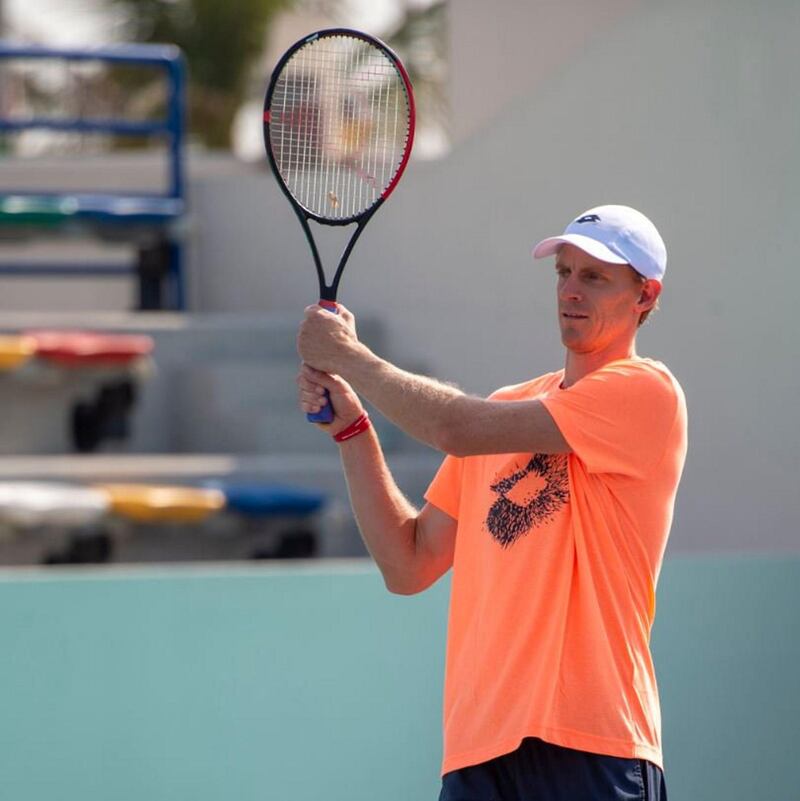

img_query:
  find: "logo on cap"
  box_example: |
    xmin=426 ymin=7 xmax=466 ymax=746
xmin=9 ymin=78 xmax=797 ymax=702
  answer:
xmin=575 ymin=214 xmax=601 ymax=224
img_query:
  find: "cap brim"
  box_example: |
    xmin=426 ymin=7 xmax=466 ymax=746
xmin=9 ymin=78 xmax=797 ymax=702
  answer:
xmin=532 ymin=233 xmax=629 ymax=265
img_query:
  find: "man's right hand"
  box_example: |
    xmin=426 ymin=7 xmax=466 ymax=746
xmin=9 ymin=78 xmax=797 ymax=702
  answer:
xmin=297 ymin=362 xmax=366 ymax=438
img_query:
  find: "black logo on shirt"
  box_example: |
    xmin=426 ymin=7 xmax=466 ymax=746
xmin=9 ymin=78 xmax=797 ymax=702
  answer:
xmin=485 ymin=453 xmax=569 ymax=547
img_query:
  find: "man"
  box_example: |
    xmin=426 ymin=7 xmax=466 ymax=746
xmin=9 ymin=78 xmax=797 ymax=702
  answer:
xmin=297 ymin=205 xmax=687 ymax=800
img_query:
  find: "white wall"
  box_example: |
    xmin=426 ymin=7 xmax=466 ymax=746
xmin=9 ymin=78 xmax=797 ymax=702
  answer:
xmin=195 ymin=0 xmax=798 ymax=552
xmin=1 ymin=0 xmax=798 ymax=553
xmin=448 ymin=0 xmax=640 ymax=144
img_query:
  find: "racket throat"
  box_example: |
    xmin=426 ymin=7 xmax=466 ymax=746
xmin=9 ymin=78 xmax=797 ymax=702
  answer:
xmin=316 ymin=213 xmax=375 ymax=303
xmin=330 ymin=221 xmax=363 ymax=295
xmin=319 ymin=286 xmax=337 ymax=303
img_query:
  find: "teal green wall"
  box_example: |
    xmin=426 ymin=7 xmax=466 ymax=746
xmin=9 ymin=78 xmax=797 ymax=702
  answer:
xmin=652 ymin=556 xmax=799 ymax=801
xmin=0 ymin=556 xmax=797 ymax=801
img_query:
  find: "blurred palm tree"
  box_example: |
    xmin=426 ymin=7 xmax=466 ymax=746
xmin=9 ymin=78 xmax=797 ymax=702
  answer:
xmin=106 ymin=0 xmax=290 ymax=148
xmin=385 ymin=1 xmax=449 ymax=158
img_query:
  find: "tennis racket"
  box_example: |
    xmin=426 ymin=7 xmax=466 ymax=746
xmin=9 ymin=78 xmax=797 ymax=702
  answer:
xmin=263 ymin=28 xmax=415 ymax=423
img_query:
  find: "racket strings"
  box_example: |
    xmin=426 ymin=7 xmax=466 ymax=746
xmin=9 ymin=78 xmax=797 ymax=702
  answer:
xmin=269 ymin=35 xmax=412 ymax=221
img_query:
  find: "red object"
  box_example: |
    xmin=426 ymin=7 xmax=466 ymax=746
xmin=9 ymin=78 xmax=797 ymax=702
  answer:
xmin=381 ymin=51 xmax=415 ymax=201
xmin=26 ymin=330 xmax=154 ymax=366
xmin=333 ymin=412 xmax=371 ymax=443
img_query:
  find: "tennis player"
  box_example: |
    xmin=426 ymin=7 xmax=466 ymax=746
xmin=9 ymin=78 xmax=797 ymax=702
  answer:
xmin=297 ymin=205 xmax=687 ymax=801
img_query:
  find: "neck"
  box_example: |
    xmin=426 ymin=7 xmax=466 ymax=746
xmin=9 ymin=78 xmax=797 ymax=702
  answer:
xmin=562 ymin=339 xmax=637 ymax=388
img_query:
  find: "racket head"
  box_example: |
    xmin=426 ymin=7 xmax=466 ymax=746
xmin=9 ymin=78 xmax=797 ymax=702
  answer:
xmin=263 ymin=28 xmax=415 ymax=226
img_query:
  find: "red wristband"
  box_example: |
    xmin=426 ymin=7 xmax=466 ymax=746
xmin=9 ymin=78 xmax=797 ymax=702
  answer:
xmin=333 ymin=412 xmax=371 ymax=443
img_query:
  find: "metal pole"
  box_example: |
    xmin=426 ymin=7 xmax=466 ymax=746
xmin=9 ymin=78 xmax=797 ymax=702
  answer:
xmin=0 ymin=0 xmax=7 ymax=155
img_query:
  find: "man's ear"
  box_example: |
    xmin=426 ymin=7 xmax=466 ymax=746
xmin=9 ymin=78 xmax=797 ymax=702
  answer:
xmin=638 ymin=279 xmax=662 ymax=312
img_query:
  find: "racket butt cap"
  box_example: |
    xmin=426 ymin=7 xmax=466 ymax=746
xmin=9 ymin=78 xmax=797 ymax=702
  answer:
xmin=307 ymin=397 xmax=334 ymax=425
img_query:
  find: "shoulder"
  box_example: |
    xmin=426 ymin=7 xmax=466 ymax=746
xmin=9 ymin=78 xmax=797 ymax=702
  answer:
xmin=550 ymin=358 xmax=686 ymax=427
xmin=581 ymin=358 xmax=683 ymax=400
xmin=488 ymin=371 xmax=563 ymax=402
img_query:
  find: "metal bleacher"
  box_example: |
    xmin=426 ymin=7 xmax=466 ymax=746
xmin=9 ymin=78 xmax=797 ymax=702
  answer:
xmin=0 ymin=43 xmax=187 ymax=310
xmin=0 ymin=42 xmax=440 ymax=567
xmin=0 ymin=310 xmax=437 ymax=565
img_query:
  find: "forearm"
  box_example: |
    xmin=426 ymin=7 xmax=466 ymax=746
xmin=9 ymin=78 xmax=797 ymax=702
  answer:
xmin=339 ymin=343 xmax=465 ymax=452
xmin=335 ymin=343 xmax=570 ymax=457
xmin=297 ymin=305 xmax=569 ymax=456
xmin=337 ymin=425 xmax=434 ymax=593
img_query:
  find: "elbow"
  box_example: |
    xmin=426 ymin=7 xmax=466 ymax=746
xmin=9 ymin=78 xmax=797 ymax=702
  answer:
xmin=436 ymin=423 xmax=474 ymax=458
xmin=381 ymin=558 xmax=434 ymax=595
xmin=433 ymin=398 xmax=473 ymax=456
xmin=433 ymin=424 xmax=456 ymax=455
xmin=383 ymin=573 xmax=427 ymax=596
xmin=438 ymin=433 xmax=471 ymax=458
xmin=385 ymin=579 xmax=424 ymax=596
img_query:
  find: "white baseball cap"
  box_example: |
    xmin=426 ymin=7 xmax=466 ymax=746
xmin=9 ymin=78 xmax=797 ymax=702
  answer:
xmin=532 ymin=204 xmax=667 ymax=281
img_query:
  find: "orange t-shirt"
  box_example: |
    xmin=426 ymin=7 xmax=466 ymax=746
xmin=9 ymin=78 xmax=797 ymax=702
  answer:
xmin=425 ymin=357 xmax=687 ymax=774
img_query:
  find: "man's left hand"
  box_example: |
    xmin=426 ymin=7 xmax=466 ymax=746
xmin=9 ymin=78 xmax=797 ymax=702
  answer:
xmin=297 ymin=303 xmax=360 ymax=374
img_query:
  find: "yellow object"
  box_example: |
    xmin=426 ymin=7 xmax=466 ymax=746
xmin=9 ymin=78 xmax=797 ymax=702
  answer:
xmin=0 ymin=335 xmax=36 ymax=370
xmin=97 ymin=484 xmax=225 ymax=523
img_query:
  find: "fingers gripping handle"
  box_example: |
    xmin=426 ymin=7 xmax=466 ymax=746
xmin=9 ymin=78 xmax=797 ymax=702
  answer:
xmin=306 ymin=300 xmax=339 ymax=424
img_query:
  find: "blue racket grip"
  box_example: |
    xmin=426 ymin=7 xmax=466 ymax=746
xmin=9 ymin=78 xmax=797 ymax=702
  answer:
xmin=306 ymin=300 xmax=338 ymax=425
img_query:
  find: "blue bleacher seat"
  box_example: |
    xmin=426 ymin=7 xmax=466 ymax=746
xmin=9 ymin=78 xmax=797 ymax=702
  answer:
xmin=212 ymin=482 xmax=327 ymax=518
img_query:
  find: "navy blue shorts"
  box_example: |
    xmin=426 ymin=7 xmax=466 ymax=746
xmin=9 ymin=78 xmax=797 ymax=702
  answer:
xmin=439 ymin=737 xmax=667 ymax=801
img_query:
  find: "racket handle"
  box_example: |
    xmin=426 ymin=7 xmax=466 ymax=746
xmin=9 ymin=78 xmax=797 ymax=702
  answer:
xmin=306 ymin=300 xmax=339 ymax=425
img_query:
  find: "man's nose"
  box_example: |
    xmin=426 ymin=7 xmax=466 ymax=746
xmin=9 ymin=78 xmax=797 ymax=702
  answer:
xmin=558 ymin=275 xmax=582 ymax=301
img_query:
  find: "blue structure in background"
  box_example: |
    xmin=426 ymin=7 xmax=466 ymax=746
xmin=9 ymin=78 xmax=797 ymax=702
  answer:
xmin=0 ymin=43 xmax=187 ymax=310
xmin=213 ymin=482 xmax=327 ymax=518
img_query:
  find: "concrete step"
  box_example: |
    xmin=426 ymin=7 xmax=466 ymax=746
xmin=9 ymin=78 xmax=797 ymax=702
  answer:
xmin=0 ymin=450 xmax=442 ymax=564
xmin=0 ymin=311 xmax=426 ymax=455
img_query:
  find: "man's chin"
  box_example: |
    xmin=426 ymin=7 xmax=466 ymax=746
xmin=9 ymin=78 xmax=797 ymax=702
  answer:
xmin=560 ymin=331 xmax=593 ymax=353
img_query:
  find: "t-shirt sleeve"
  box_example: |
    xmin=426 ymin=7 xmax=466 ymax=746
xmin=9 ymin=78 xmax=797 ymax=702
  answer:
xmin=424 ymin=454 xmax=464 ymax=520
xmin=540 ymin=361 xmax=680 ymax=478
